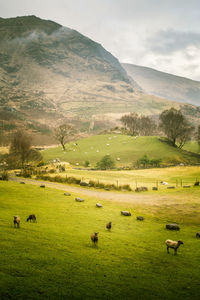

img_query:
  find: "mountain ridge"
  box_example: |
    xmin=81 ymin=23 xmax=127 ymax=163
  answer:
xmin=122 ymin=63 xmax=200 ymax=106
xmin=0 ymin=16 xmax=199 ymax=144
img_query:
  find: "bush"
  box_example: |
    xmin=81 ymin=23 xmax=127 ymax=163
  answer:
xmin=21 ymin=169 xmax=32 ymax=178
xmin=84 ymin=160 xmax=90 ymax=167
xmin=96 ymin=155 xmax=115 ymax=170
xmin=37 ymin=161 xmax=45 ymax=167
xmin=0 ymin=170 xmax=9 ymax=181
xmin=59 ymin=165 xmax=65 ymax=172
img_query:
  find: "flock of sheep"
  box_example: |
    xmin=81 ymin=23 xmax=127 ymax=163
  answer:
xmin=13 ymin=189 xmax=200 ymax=256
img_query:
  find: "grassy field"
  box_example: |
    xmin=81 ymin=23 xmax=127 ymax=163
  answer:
xmin=1 ymin=181 xmax=200 ymax=299
xmin=43 ymin=166 xmax=200 ymax=190
xmin=184 ymin=141 xmax=199 ymax=154
xmin=42 ymin=134 xmax=200 ymax=167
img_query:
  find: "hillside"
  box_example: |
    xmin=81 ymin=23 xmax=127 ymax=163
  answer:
xmin=122 ymin=63 xmax=200 ymax=106
xmin=0 ymin=15 xmax=196 ymax=144
xmin=42 ymin=134 xmax=200 ymax=167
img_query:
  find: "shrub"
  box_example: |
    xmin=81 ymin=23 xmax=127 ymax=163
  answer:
xmin=37 ymin=161 xmax=45 ymax=167
xmin=0 ymin=170 xmax=9 ymax=181
xmin=96 ymin=155 xmax=115 ymax=170
xmin=84 ymin=160 xmax=90 ymax=167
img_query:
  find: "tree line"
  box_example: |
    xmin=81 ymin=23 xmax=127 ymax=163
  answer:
xmin=120 ymin=108 xmax=198 ymax=149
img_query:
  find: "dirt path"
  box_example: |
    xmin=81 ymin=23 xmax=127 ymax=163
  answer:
xmin=9 ymin=176 xmax=171 ymax=205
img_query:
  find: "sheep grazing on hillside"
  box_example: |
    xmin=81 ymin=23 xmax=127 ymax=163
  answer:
xmin=196 ymin=232 xmax=200 ymax=238
xmin=27 ymin=214 xmax=37 ymax=223
xmin=14 ymin=216 xmax=20 ymax=228
xmin=106 ymin=222 xmax=112 ymax=231
xmin=165 ymin=239 xmax=184 ymax=255
xmin=91 ymin=232 xmax=99 ymax=246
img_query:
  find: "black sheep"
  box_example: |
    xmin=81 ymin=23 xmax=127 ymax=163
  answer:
xmin=27 ymin=214 xmax=37 ymax=222
xmin=106 ymin=222 xmax=112 ymax=231
xmin=91 ymin=232 xmax=98 ymax=246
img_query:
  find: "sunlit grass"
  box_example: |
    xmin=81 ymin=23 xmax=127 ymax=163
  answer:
xmin=0 ymin=181 xmax=200 ymax=299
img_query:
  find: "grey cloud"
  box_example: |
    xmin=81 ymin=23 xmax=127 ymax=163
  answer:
xmin=148 ymin=30 xmax=200 ymax=54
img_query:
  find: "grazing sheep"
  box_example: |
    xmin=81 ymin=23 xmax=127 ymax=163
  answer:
xmin=106 ymin=222 xmax=112 ymax=231
xmin=40 ymin=185 xmax=45 ymax=188
xmin=14 ymin=216 xmax=20 ymax=228
xmin=96 ymin=203 xmax=102 ymax=208
xmin=27 ymin=214 xmax=37 ymax=222
xmin=166 ymin=224 xmax=180 ymax=231
xmin=20 ymin=182 xmax=25 ymax=184
xmin=91 ymin=232 xmax=98 ymax=245
xmin=160 ymin=181 xmax=168 ymax=185
xmin=165 ymin=239 xmax=184 ymax=255
xmin=196 ymin=232 xmax=200 ymax=238
xmin=121 ymin=211 xmax=131 ymax=216
xmin=136 ymin=216 xmax=144 ymax=221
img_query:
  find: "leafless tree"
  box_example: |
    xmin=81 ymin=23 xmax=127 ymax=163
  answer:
xmin=9 ymin=130 xmax=42 ymax=168
xmin=54 ymin=124 xmax=75 ymax=151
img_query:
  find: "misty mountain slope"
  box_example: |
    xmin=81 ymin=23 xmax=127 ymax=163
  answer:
xmin=0 ymin=15 xmax=198 ymax=138
xmin=122 ymin=63 xmax=200 ymax=106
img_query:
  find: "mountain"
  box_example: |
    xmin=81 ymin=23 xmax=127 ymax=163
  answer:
xmin=122 ymin=63 xmax=200 ymax=106
xmin=0 ymin=16 xmax=199 ymax=144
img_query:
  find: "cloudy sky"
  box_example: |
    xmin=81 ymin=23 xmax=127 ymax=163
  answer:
xmin=1 ymin=0 xmax=200 ymax=80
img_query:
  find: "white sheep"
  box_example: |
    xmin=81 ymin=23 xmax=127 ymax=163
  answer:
xmin=161 ymin=181 xmax=168 ymax=185
xmin=14 ymin=216 xmax=20 ymax=228
xmin=165 ymin=239 xmax=184 ymax=255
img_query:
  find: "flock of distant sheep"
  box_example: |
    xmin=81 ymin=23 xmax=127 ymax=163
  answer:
xmin=13 ymin=183 xmax=200 ymax=255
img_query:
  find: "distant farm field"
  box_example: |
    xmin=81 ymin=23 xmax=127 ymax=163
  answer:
xmin=45 ymin=166 xmax=200 ymax=190
xmin=1 ymin=181 xmax=200 ymax=299
xmin=42 ymin=135 xmax=200 ymax=167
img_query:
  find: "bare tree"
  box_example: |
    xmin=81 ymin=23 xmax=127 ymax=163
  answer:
xmin=9 ymin=130 xmax=42 ymax=168
xmin=120 ymin=113 xmax=138 ymax=135
xmin=137 ymin=116 xmax=156 ymax=136
xmin=120 ymin=113 xmax=156 ymax=136
xmin=54 ymin=124 xmax=75 ymax=151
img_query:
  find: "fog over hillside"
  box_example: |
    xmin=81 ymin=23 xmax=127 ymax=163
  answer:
xmin=122 ymin=63 xmax=200 ymax=106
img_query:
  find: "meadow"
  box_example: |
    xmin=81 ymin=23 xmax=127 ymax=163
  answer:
xmin=42 ymin=134 xmax=200 ymax=167
xmin=41 ymin=165 xmax=200 ymax=191
xmin=1 ymin=180 xmax=200 ymax=300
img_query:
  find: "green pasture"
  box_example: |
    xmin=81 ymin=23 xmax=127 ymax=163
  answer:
xmin=184 ymin=141 xmax=199 ymax=154
xmin=0 ymin=181 xmax=200 ymax=299
xmin=45 ymin=166 xmax=200 ymax=190
xmin=42 ymin=135 xmax=200 ymax=167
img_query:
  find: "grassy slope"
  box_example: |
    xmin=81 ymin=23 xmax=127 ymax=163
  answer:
xmin=42 ymin=134 xmax=200 ymax=167
xmin=1 ymin=181 xmax=200 ymax=299
xmin=184 ymin=141 xmax=199 ymax=154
